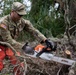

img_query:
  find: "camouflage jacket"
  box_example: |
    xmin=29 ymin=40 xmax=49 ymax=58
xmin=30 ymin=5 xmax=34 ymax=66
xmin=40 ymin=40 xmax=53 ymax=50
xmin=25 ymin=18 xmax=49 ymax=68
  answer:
xmin=0 ymin=15 xmax=46 ymax=46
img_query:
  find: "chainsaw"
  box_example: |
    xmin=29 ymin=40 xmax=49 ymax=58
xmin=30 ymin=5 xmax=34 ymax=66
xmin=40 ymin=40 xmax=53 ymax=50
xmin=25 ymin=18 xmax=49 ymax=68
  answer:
xmin=22 ymin=42 xmax=76 ymax=66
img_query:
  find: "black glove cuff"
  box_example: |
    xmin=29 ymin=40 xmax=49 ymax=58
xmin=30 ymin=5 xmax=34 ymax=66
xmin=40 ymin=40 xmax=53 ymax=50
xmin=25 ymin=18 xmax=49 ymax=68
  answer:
xmin=45 ymin=39 xmax=53 ymax=49
xmin=42 ymin=39 xmax=57 ymax=51
xmin=45 ymin=39 xmax=48 ymax=43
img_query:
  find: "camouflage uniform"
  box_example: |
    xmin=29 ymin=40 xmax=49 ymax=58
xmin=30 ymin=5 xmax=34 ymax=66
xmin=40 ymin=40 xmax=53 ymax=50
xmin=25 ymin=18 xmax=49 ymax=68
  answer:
xmin=0 ymin=2 xmax=46 ymax=51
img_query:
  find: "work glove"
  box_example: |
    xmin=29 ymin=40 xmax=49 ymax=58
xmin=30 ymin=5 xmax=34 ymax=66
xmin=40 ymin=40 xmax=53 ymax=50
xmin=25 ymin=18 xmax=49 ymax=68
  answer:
xmin=45 ymin=39 xmax=57 ymax=51
xmin=36 ymin=39 xmax=57 ymax=57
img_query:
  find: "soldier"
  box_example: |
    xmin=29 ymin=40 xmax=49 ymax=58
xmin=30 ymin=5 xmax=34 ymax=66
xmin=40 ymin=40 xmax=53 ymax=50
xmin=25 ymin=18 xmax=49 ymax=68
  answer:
xmin=0 ymin=2 xmax=56 ymax=52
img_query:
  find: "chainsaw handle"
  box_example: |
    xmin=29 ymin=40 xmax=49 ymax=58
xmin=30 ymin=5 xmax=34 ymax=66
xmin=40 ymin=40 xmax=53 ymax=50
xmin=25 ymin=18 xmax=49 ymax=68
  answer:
xmin=45 ymin=40 xmax=57 ymax=52
xmin=36 ymin=47 xmax=48 ymax=57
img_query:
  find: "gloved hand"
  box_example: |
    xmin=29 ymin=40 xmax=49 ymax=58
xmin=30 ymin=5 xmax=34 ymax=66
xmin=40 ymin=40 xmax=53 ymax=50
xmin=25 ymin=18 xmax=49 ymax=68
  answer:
xmin=45 ymin=39 xmax=57 ymax=51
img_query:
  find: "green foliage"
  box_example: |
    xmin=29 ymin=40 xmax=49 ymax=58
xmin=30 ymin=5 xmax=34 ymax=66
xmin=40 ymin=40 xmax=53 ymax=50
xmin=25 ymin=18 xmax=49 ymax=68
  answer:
xmin=30 ymin=0 xmax=53 ymax=22
xmin=0 ymin=0 xmax=65 ymax=41
xmin=0 ymin=0 xmax=22 ymax=16
xmin=28 ymin=0 xmax=65 ymax=37
xmin=51 ymin=17 xmax=65 ymax=37
xmin=17 ymin=30 xmax=35 ymax=42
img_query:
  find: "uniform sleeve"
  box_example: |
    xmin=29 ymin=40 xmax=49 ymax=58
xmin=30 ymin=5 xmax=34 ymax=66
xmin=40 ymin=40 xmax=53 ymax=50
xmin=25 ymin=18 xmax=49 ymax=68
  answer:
xmin=24 ymin=20 xmax=46 ymax=42
xmin=0 ymin=24 xmax=22 ymax=48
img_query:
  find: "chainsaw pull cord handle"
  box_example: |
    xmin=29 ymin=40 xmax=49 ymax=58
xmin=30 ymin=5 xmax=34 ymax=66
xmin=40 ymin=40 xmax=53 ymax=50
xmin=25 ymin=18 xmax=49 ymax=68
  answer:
xmin=36 ymin=46 xmax=48 ymax=57
xmin=36 ymin=40 xmax=51 ymax=57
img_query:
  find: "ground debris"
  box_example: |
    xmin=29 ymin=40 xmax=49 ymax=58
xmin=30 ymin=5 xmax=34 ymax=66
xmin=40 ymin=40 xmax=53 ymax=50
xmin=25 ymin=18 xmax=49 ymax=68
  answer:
xmin=26 ymin=57 xmax=60 ymax=75
xmin=25 ymin=36 xmax=76 ymax=75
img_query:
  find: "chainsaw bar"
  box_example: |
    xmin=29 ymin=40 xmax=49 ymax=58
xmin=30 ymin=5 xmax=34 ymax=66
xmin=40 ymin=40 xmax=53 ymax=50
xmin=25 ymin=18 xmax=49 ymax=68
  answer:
xmin=25 ymin=52 xmax=76 ymax=66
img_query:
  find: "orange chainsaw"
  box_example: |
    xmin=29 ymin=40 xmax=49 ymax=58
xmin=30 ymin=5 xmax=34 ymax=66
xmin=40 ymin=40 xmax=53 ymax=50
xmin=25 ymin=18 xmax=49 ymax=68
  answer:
xmin=22 ymin=42 xmax=76 ymax=66
xmin=22 ymin=42 xmax=53 ymax=56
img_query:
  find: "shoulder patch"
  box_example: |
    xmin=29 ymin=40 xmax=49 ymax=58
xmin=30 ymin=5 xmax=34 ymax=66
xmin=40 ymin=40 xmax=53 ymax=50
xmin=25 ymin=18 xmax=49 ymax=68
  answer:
xmin=0 ymin=24 xmax=7 ymax=29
